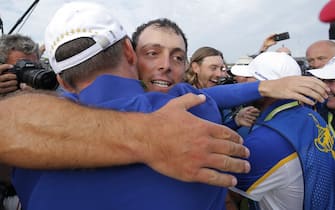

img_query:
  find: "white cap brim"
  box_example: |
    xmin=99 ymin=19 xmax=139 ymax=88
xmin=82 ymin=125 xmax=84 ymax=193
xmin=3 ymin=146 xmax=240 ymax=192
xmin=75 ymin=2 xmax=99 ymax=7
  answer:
xmin=230 ymin=65 xmax=252 ymax=77
xmin=308 ymin=57 xmax=335 ymax=79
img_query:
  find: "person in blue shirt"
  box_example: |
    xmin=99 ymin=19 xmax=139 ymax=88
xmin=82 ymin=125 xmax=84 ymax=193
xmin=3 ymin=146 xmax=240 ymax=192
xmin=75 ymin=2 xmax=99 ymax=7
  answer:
xmin=229 ymin=52 xmax=335 ymax=210
xmin=306 ymin=40 xmax=335 ymax=134
xmin=184 ymin=46 xmax=260 ymax=131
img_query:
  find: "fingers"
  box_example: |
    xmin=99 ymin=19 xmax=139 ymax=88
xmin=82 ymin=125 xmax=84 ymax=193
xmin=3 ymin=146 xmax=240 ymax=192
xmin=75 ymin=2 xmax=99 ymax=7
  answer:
xmin=209 ymin=154 xmax=250 ymax=174
xmin=195 ymin=168 xmax=239 ymax=187
xmin=0 ymin=75 xmax=18 ymax=94
xmin=288 ymin=76 xmax=328 ymax=104
xmin=299 ymin=76 xmax=329 ymax=102
xmin=0 ymin=73 xmax=16 ymax=82
xmin=0 ymin=86 xmax=18 ymax=94
xmin=210 ymin=123 xmax=243 ymax=144
xmin=259 ymin=76 xmax=329 ymax=104
xmin=235 ymin=106 xmax=259 ymax=127
xmin=210 ymin=139 xmax=250 ymax=159
xmin=292 ymin=89 xmax=321 ymax=106
xmin=0 ymin=64 xmax=14 ymax=74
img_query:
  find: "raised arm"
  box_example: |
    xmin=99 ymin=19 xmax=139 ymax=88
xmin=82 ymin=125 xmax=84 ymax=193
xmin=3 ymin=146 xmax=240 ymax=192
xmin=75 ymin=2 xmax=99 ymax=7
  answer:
xmin=203 ymin=76 xmax=328 ymax=108
xmin=0 ymin=93 xmax=250 ymax=187
xmin=258 ymin=76 xmax=329 ymax=105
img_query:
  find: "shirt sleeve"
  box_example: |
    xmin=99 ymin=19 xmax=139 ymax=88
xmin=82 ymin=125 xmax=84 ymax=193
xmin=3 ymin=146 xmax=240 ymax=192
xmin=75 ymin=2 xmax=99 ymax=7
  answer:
xmin=202 ymin=81 xmax=261 ymax=109
xmin=231 ymin=126 xmax=296 ymax=201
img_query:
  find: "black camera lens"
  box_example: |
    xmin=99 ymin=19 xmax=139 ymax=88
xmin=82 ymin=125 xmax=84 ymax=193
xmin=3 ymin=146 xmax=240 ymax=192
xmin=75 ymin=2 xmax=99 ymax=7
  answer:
xmin=20 ymin=69 xmax=58 ymax=90
xmin=9 ymin=59 xmax=59 ymax=90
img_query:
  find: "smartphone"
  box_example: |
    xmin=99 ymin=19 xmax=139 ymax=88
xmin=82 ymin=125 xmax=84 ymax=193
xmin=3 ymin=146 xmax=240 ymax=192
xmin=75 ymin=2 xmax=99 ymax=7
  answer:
xmin=273 ymin=32 xmax=290 ymax=42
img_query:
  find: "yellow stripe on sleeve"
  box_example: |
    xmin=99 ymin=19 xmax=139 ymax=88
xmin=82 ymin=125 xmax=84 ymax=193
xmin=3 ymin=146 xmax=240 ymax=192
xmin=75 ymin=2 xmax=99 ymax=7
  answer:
xmin=246 ymin=152 xmax=298 ymax=194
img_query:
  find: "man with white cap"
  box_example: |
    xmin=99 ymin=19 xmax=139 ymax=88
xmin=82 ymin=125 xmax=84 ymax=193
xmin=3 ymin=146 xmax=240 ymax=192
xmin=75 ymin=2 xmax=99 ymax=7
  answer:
xmin=229 ymin=52 xmax=335 ymax=210
xmin=306 ymin=0 xmax=335 ymax=139
xmin=230 ymin=55 xmax=254 ymax=83
xmin=308 ymin=56 xmax=335 ymax=136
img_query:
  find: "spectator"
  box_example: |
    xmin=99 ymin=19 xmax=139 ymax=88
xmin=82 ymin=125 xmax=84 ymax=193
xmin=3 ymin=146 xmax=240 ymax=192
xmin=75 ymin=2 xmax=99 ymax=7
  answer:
xmin=306 ymin=40 xmax=335 ymax=69
xmin=230 ymin=52 xmax=335 ymax=209
xmin=0 ymin=34 xmax=39 ymax=95
xmin=309 ymin=56 xmax=335 ymax=131
xmin=0 ymin=34 xmax=42 ymax=210
xmin=258 ymin=34 xmax=277 ymax=54
xmin=185 ymin=46 xmax=228 ymax=88
xmin=306 ymin=40 xmax=335 ymax=127
xmin=184 ymin=46 xmax=259 ymax=130
xmin=257 ymin=34 xmax=291 ymax=56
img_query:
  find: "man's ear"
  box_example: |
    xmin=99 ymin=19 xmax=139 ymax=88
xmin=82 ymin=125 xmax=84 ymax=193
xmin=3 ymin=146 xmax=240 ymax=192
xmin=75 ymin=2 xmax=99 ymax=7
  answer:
xmin=56 ymin=74 xmax=75 ymax=93
xmin=123 ymin=38 xmax=137 ymax=65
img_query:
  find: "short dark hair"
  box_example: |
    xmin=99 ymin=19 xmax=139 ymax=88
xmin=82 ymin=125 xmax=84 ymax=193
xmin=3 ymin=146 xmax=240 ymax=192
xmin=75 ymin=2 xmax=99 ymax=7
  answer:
xmin=132 ymin=18 xmax=188 ymax=53
xmin=55 ymin=37 xmax=125 ymax=89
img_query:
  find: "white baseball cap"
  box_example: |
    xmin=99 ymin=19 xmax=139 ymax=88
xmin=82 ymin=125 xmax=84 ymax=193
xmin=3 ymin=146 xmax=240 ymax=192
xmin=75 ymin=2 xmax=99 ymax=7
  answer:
xmin=230 ymin=56 xmax=253 ymax=77
xmin=248 ymin=52 xmax=301 ymax=80
xmin=45 ymin=1 xmax=127 ymax=74
xmin=308 ymin=56 xmax=335 ymax=79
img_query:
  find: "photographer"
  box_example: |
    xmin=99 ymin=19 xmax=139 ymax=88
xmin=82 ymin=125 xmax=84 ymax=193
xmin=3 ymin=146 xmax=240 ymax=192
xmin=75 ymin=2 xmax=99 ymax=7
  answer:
xmin=0 ymin=34 xmax=40 ymax=210
xmin=0 ymin=34 xmax=41 ymax=96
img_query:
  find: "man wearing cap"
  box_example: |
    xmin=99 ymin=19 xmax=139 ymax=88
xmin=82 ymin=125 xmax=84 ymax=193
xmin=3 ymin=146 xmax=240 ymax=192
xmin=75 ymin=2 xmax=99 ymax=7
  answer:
xmin=229 ymin=52 xmax=335 ymax=210
xmin=306 ymin=41 xmax=335 ymax=132
xmin=306 ymin=0 xmax=335 ymax=136
xmin=230 ymin=56 xmax=254 ymax=83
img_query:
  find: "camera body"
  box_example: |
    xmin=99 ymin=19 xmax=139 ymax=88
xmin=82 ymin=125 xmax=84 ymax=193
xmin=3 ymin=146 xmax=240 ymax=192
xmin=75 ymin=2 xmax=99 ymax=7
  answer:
xmin=6 ymin=59 xmax=58 ymax=90
xmin=274 ymin=32 xmax=290 ymax=42
xmin=217 ymin=76 xmax=237 ymax=85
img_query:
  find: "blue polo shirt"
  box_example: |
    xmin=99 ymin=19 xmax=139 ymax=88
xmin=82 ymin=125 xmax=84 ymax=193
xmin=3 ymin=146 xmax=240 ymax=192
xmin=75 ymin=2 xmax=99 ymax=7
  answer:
xmin=13 ymin=75 xmax=263 ymax=210
xmin=14 ymin=75 xmax=226 ymax=210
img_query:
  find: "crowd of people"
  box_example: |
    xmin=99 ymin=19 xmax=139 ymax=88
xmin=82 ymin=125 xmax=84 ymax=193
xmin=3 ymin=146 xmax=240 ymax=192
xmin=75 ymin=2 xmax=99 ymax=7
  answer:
xmin=0 ymin=1 xmax=334 ymax=210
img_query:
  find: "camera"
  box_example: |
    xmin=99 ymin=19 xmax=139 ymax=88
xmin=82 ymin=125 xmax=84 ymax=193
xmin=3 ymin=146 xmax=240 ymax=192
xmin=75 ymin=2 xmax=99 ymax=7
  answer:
xmin=274 ymin=32 xmax=290 ymax=42
xmin=5 ymin=59 xmax=58 ymax=90
xmin=217 ymin=76 xmax=237 ymax=85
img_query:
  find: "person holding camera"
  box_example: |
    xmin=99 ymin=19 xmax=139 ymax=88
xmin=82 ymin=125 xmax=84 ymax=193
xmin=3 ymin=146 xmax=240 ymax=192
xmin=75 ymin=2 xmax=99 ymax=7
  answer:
xmin=184 ymin=46 xmax=260 ymax=131
xmin=0 ymin=34 xmax=40 ymax=95
xmin=257 ymin=33 xmax=291 ymax=55
xmin=0 ymin=34 xmax=58 ymax=95
xmin=0 ymin=34 xmax=41 ymax=210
